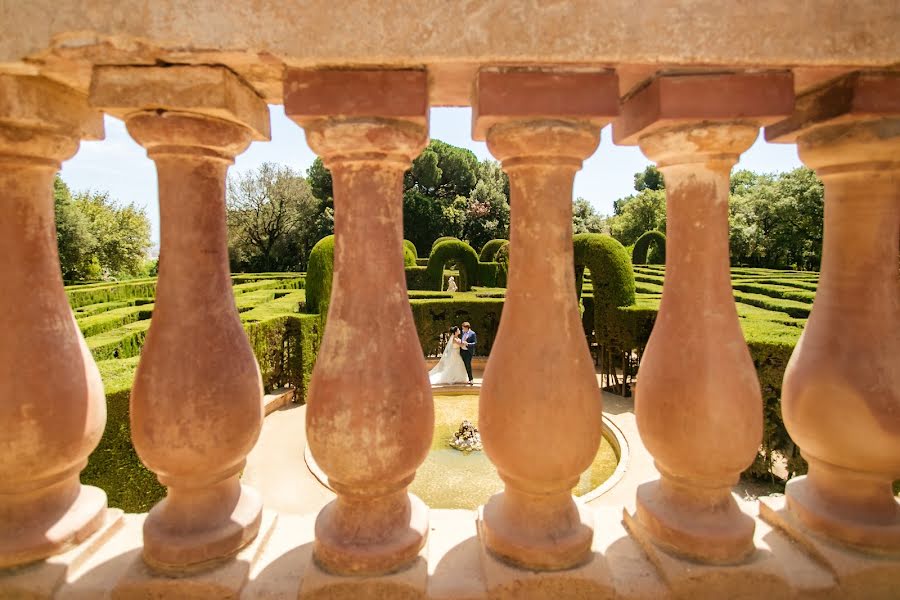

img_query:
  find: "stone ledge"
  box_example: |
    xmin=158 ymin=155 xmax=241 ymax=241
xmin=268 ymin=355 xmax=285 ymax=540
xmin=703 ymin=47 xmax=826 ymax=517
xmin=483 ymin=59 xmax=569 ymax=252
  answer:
xmin=3 ymin=498 xmax=894 ymax=599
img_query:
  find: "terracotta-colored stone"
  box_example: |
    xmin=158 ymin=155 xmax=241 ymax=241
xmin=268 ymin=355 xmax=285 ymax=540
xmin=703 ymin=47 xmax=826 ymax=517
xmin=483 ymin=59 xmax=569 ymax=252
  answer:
xmin=613 ymin=72 xmax=794 ymax=145
xmin=766 ymin=72 xmax=900 ymax=142
xmin=776 ymin=116 xmax=900 ymax=554
xmin=90 ymin=67 xmax=271 ymax=572
xmin=285 ymin=69 xmax=433 ymax=576
xmin=284 ymin=69 xmax=428 ymax=124
xmin=630 ymin=122 xmax=764 ymax=564
xmin=472 ymin=68 xmax=619 ymax=139
xmin=90 ymin=65 xmax=270 ymax=140
xmin=0 ymin=74 xmax=108 ymax=569
xmin=475 ymin=72 xmax=605 ymax=569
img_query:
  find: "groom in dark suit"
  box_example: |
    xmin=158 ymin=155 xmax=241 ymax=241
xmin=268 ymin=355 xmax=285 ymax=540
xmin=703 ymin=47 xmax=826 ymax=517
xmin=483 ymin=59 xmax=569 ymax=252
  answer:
xmin=460 ymin=322 xmax=477 ymax=385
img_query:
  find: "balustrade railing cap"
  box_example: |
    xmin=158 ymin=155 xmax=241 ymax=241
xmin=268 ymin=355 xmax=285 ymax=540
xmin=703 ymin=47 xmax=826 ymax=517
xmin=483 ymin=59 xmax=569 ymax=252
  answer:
xmin=613 ymin=71 xmax=795 ymax=146
xmin=471 ymin=68 xmax=619 ymax=140
xmin=89 ymin=65 xmax=270 ymax=141
xmin=765 ymin=71 xmax=900 ymax=143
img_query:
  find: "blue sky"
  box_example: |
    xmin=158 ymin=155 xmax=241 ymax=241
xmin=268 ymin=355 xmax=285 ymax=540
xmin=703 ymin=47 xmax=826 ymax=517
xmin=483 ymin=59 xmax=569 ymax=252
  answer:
xmin=60 ymin=106 xmax=802 ymax=243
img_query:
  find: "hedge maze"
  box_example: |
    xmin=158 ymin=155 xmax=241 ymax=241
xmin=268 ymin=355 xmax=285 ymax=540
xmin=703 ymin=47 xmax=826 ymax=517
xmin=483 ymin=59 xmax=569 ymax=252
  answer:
xmin=72 ymin=232 xmax=820 ymax=511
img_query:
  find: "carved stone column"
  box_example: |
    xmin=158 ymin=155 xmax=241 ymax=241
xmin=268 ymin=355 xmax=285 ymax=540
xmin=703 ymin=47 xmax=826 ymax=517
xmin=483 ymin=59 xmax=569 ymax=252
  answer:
xmin=284 ymin=69 xmax=433 ymax=575
xmin=0 ymin=75 xmax=107 ymax=568
xmin=90 ymin=66 xmax=270 ymax=571
xmin=615 ymin=72 xmax=794 ymax=564
xmin=765 ymin=72 xmax=900 ymax=554
xmin=473 ymin=69 xmax=618 ymax=570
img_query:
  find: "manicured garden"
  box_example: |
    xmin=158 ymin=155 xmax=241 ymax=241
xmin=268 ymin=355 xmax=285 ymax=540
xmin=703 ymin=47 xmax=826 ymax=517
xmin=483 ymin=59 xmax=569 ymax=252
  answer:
xmin=72 ymin=233 xmax=819 ymax=511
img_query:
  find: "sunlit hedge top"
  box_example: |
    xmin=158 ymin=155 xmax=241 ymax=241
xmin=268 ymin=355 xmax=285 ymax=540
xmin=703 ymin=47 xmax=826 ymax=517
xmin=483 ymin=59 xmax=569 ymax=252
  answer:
xmin=426 ymin=239 xmax=480 ymax=291
xmin=306 ymin=235 xmax=335 ymax=315
xmin=479 ymin=238 xmax=508 ymax=262
xmin=632 ymin=230 xmax=666 ymax=265
xmin=403 ymin=239 xmax=418 ymax=260
xmin=430 ymin=236 xmax=460 ymax=253
xmin=403 ymin=240 xmax=418 ymax=267
xmin=574 ymin=233 xmax=636 ymax=343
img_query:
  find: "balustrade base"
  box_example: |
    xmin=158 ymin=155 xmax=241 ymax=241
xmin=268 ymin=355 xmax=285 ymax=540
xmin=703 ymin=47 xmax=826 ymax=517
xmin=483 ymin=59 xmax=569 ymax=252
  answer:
xmin=782 ymin=475 xmax=900 ymax=555
xmin=477 ymin=507 xmax=614 ymax=600
xmin=0 ymin=485 xmax=109 ymax=570
xmin=112 ymin=510 xmax=276 ymax=599
xmin=0 ymin=508 xmax=122 ymax=599
xmin=624 ymin=502 xmax=834 ymax=600
xmin=1 ymin=499 xmax=888 ymax=599
xmin=760 ymin=494 xmax=900 ymax=600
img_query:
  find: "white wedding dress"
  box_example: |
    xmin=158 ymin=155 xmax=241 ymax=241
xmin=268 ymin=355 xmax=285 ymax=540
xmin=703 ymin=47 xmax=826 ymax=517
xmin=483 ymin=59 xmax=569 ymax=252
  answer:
xmin=429 ymin=336 xmax=469 ymax=385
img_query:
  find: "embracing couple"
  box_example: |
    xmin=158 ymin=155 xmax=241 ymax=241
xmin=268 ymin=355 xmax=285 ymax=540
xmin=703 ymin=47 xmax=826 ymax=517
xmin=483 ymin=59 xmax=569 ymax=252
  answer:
xmin=428 ymin=322 xmax=477 ymax=386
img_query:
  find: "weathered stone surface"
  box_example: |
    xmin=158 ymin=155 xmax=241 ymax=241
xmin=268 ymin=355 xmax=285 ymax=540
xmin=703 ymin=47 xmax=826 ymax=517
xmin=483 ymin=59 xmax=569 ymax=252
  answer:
xmin=478 ymin=110 xmax=602 ymax=570
xmin=472 ymin=68 xmax=618 ymax=138
xmin=0 ymin=75 xmax=109 ymax=570
xmin=100 ymin=94 xmax=267 ymax=571
xmin=626 ymin=501 xmax=838 ymax=600
xmin=775 ymin=115 xmax=900 ymax=554
xmin=631 ymin=122 xmax=764 ymax=564
xmin=112 ymin=512 xmax=277 ymax=599
xmin=0 ymin=509 xmax=123 ymax=599
xmin=761 ymin=495 xmax=900 ymax=600
xmin=613 ymin=72 xmax=794 ymax=145
xmin=286 ymin=70 xmax=433 ymax=576
xmin=90 ymin=65 xmax=270 ymax=140
xmin=284 ymin=69 xmax=428 ymax=124
xmin=3 ymin=2 xmax=900 ymax=106
xmin=766 ymin=71 xmax=900 ymax=142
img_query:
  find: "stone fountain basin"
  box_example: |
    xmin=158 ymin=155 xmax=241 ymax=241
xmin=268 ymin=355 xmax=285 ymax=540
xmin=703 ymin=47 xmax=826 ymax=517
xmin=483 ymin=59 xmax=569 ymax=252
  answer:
xmin=304 ymin=392 xmax=629 ymax=510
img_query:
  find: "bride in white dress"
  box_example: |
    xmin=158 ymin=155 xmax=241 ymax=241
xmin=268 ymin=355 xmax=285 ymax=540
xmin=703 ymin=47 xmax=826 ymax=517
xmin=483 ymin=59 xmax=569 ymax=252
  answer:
xmin=429 ymin=326 xmax=469 ymax=385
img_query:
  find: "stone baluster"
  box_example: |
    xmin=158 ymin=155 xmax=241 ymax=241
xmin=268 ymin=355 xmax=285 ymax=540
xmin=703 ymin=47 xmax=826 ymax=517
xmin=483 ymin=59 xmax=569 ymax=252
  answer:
xmin=0 ymin=75 xmax=107 ymax=568
xmin=614 ymin=73 xmax=794 ymax=563
xmin=90 ymin=66 xmax=270 ymax=570
xmin=764 ymin=72 xmax=900 ymax=553
xmin=284 ymin=69 xmax=433 ymax=575
xmin=473 ymin=69 xmax=619 ymax=570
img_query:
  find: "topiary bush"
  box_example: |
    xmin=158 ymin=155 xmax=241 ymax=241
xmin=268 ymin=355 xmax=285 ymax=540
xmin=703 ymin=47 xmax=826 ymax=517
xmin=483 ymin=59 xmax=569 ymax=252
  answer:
xmin=425 ymin=239 xmax=480 ymax=291
xmin=430 ymin=236 xmax=460 ymax=253
xmin=574 ymin=233 xmax=636 ymax=345
xmin=479 ymin=239 xmax=509 ymax=262
xmin=494 ymin=241 xmax=510 ymax=287
xmin=306 ymin=235 xmax=335 ymax=315
xmin=632 ymin=230 xmax=666 ymax=265
xmin=405 ymin=266 xmax=429 ymax=290
xmin=403 ymin=244 xmax=417 ymax=267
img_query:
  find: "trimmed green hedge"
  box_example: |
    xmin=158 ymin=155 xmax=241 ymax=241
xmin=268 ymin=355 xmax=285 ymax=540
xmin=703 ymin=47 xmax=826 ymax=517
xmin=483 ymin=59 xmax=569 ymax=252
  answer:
xmin=403 ymin=239 xmax=418 ymax=260
xmin=425 ymin=239 xmax=480 ymax=291
xmin=430 ymin=236 xmax=460 ymax=252
xmin=494 ymin=242 xmax=510 ymax=284
xmin=405 ymin=266 xmax=429 ymax=290
xmin=81 ymin=357 xmax=165 ymax=513
xmin=67 ymin=281 xmax=157 ymax=309
xmin=479 ymin=239 xmax=509 ymax=262
xmin=632 ymin=230 xmax=666 ymax=265
xmin=306 ymin=235 xmax=335 ymax=315
xmin=409 ymin=295 xmax=504 ymax=357
xmin=77 ymin=304 xmax=154 ymax=338
xmin=476 ymin=261 xmax=503 ymax=288
xmin=573 ymin=233 xmax=636 ymax=346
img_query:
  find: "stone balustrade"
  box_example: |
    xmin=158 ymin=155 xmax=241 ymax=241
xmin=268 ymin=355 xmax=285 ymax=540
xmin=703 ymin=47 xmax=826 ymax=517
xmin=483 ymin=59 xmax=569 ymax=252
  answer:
xmin=0 ymin=9 xmax=898 ymax=598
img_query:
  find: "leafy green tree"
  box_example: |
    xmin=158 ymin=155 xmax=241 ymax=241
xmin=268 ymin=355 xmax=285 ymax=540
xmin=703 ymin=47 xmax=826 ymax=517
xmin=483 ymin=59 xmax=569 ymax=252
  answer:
xmin=572 ymin=197 xmax=605 ymax=234
xmin=227 ymin=163 xmax=326 ymax=272
xmin=306 ymin=157 xmax=333 ymax=206
xmin=608 ymin=189 xmax=667 ymax=246
xmin=634 ymin=165 xmax=664 ymax=191
xmin=53 ymin=175 xmax=152 ymax=280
